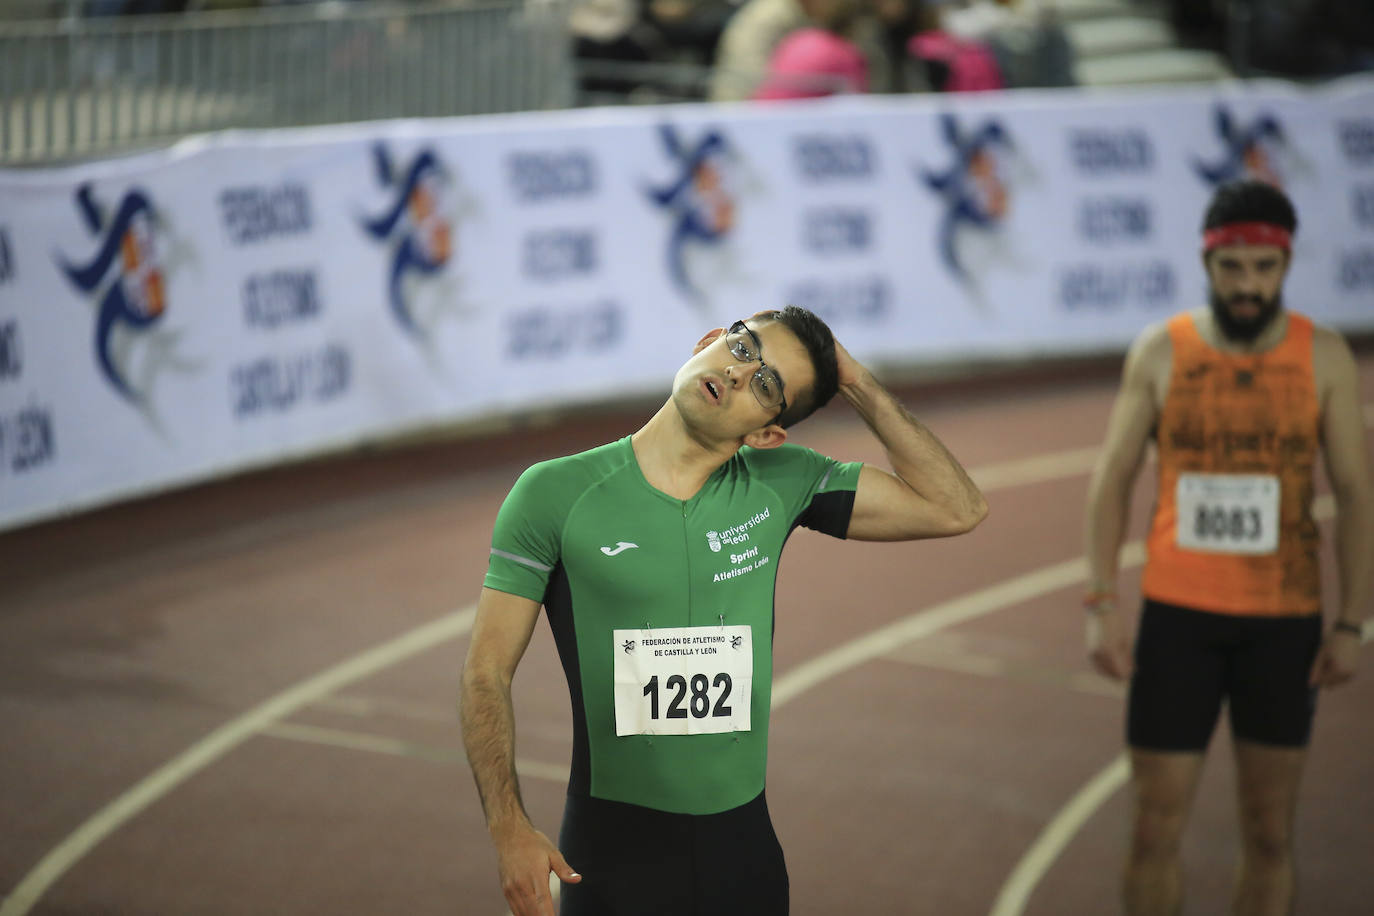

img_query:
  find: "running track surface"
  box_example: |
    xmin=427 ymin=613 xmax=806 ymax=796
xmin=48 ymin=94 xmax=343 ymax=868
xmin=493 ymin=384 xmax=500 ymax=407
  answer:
xmin=2 ymin=352 xmax=1372 ymax=916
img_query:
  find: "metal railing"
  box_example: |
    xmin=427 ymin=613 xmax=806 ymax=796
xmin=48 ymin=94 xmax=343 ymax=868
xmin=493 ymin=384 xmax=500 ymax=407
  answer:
xmin=0 ymin=1 xmax=574 ymax=164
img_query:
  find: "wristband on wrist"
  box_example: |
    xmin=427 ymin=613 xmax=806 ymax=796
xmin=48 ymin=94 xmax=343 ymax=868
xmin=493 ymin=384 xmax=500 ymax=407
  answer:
xmin=1333 ymin=620 xmax=1364 ymax=637
xmin=1083 ymin=591 xmax=1117 ymax=615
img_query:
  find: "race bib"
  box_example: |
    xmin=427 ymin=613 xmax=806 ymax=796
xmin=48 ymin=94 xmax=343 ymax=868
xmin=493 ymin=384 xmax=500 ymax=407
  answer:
xmin=613 ymin=625 xmax=753 ymax=737
xmin=1175 ymin=473 xmax=1280 ymax=555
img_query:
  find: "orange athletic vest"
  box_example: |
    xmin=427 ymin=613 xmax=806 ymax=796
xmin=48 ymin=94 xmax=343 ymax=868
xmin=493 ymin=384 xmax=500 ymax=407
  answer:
xmin=1141 ymin=312 xmax=1321 ymax=616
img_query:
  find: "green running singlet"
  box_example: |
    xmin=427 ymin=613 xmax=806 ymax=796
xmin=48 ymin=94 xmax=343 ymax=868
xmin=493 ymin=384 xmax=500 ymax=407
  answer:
xmin=484 ymin=436 xmax=861 ymax=815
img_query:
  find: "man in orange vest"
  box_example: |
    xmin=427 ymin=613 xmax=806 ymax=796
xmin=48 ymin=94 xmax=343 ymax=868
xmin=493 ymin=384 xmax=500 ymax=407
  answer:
xmin=1083 ymin=179 xmax=1371 ymax=915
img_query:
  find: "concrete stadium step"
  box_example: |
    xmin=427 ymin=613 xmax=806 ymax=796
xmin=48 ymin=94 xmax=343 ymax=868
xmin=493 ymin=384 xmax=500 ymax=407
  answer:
xmin=1075 ymin=48 xmax=1234 ymax=85
xmin=1066 ymin=16 xmax=1175 ymax=58
xmin=1050 ymin=0 xmax=1235 ymax=86
xmin=1050 ymin=0 xmax=1142 ymax=22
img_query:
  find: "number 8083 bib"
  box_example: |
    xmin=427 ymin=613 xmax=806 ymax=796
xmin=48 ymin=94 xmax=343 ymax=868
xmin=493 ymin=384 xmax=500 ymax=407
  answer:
xmin=613 ymin=625 xmax=753 ymax=736
xmin=1175 ymin=472 xmax=1280 ymax=555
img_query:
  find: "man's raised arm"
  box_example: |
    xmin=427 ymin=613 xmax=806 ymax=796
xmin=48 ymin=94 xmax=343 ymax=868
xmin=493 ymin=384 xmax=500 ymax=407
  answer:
xmin=837 ymin=342 xmax=988 ymax=542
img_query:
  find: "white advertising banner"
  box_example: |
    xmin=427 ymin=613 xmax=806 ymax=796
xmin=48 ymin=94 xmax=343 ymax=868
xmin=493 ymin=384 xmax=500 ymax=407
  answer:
xmin=1 ymin=79 xmax=1371 ymax=531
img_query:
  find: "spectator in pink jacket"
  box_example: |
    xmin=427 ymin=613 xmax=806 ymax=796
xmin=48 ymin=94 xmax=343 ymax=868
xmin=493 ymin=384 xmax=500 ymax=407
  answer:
xmin=752 ymin=26 xmax=869 ymax=99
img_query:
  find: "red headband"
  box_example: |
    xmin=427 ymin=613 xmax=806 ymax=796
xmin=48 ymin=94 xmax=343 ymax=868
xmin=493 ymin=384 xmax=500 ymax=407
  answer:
xmin=1202 ymin=221 xmax=1291 ymax=253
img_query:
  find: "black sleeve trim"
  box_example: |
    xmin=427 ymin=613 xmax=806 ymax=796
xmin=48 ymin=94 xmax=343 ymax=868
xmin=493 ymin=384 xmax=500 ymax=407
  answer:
xmin=542 ymin=563 xmax=590 ymax=797
xmin=795 ymin=488 xmax=856 ymax=539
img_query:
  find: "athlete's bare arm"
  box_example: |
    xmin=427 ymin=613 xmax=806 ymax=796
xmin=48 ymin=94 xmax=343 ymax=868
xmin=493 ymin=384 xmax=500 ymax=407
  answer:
xmin=837 ymin=341 xmax=989 ymax=542
xmin=1083 ymin=322 xmax=1171 ymax=679
xmin=459 ymin=586 xmax=580 ymax=916
xmin=1309 ymin=328 xmax=1373 ymax=687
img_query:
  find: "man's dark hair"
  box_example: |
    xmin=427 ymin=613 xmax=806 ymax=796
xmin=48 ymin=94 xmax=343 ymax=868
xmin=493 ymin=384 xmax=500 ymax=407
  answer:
xmin=1202 ymin=179 xmax=1298 ymax=235
xmin=766 ymin=305 xmax=839 ymax=429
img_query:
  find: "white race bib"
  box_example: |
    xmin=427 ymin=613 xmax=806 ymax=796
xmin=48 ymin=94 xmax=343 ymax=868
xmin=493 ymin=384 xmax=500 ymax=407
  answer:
xmin=613 ymin=625 xmax=753 ymax=737
xmin=1175 ymin=473 xmax=1280 ymax=555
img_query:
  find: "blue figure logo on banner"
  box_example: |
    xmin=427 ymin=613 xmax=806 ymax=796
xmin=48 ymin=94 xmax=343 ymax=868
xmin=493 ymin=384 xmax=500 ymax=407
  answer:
xmin=1193 ymin=105 xmax=1304 ymax=188
xmin=56 ymin=183 xmax=197 ymax=412
xmin=918 ymin=114 xmax=1030 ymax=311
xmin=645 ymin=124 xmax=752 ymax=310
xmin=360 ymin=144 xmax=471 ymax=345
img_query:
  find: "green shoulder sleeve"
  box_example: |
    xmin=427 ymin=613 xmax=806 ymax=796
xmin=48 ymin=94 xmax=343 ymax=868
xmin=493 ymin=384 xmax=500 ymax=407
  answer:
xmin=483 ymin=460 xmax=572 ymax=603
xmin=742 ymin=443 xmax=862 ymax=536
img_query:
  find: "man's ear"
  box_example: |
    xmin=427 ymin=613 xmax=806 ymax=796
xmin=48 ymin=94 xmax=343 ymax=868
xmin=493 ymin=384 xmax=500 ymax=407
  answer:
xmin=693 ymin=327 xmax=726 ymax=355
xmin=742 ymin=423 xmax=788 ymax=450
xmin=1200 ymin=250 xmax=1218 ymax=284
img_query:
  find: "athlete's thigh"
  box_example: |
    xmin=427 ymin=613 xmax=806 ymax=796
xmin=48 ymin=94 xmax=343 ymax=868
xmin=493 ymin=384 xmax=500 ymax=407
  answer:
xmin=1226 ymin=614 xmax=1322 ymax=747
xmin=1129 ymin=747 xmax=1208 ymax=826
xmin=558 ymin=794 xmax=691 ymax=916
xmin=1128 ymin=600 xmax=1227 ymax=751
xmin=1232 ymin=739 xmax=1306 ymax=846
xmin=692 ymin=792 xmax=788 ymax=916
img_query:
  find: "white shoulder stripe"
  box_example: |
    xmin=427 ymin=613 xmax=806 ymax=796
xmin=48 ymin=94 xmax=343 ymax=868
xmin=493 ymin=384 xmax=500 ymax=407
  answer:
xmin=490 ymin=548 xmax=553 ymax=572
xmin=818 ymin=467 xmax=834 ymax=491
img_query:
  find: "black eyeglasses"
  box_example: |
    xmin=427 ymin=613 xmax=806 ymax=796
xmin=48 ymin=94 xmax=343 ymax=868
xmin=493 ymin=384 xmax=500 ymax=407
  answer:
xmin=725 ymin=319 xmax=787 ymax=418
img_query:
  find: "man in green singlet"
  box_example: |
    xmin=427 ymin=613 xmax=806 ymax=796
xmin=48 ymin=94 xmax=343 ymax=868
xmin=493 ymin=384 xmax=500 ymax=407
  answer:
xmin=460 ymin=305 xmax=988 ymax=916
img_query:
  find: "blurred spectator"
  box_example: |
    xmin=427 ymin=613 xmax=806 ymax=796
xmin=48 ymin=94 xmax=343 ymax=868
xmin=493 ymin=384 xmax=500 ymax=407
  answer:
xmin=711 ymin=0 xmax=903 ymax=101
xmin=1166 ymin=0 xmax=1226 ymax=52
xmin=907 ymin=1 xmax=1003 ymax=92
xmin=1166 ymin=0 xmax=1371 ymax=78
xmin=646 ymin=0 xmax=737 ymax=65
xmin=1318 ymin=0 xmax=1374 ymax=71
xmin=907 ymin=26 xmax=1003 ymax=91
xmin=711 ymin=0 xmax=829 ymax=100
xmin=184 ymin=1 xmax=264 ymax=9
xmin=568 ymin=0 xmax=738 ymax=100
xmin=930 ymin=0 xmax=1074 ymax=88
xmin=89 ymin=0 xmax=186 ymax=13
xmin=871 ymin=0 xmax=931 ymax=92
xmin=940 ymin=0 xmax=1020 ymax=38
xmin=752 ymin=25 xmax=868 ymax=98
xmin=1241 ymin=0 xmax=1374 ymax=77
xmin=566 ymin=0 xmax=668 ymax=97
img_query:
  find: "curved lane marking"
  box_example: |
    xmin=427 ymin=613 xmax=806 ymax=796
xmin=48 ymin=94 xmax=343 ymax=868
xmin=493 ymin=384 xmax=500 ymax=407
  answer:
xmin=258 ymin=721 xmax=571 ymax=784
xmin=987 ymin=493 xmax=1362 ymax=916
xmin=9 ymin=421 xmax=1369 ymax=916
xmin=989 ymin=754 xmax=1131 ymax=916
xmin=968 ymin=446 xmax=1102 ymax=492
xmin=772 ymin=544 xmax=1142 ymax=707
xmin=0 ymin=608 xmax=477 ymax=916
xmin=2 ymin=444 xmax=1113 ymax=916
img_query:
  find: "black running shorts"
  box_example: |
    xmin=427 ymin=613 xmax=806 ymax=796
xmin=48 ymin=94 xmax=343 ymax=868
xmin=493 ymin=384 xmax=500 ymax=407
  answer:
xmin=557 ymin=790 xmax=788 ymax=916
xmin=1128 ymin=598 xmax=1323 ymax=751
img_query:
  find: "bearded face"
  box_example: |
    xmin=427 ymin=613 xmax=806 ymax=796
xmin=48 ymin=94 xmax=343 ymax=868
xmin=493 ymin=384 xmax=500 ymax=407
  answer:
xmin=1208 ymin=285 xmax=1282 ymax=343
xmin=1203 ymin=244 xmax=1288 ymax=344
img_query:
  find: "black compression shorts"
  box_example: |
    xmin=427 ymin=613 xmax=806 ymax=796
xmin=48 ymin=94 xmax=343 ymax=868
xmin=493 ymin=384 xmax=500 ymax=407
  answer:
xmin=557 ymin=790 xmax=788 ymax=916
xmin=1128 ymin=599 xmax=1323 ymax=751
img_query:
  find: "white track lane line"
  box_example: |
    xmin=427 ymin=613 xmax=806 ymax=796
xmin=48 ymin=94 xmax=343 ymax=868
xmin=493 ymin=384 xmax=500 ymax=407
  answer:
xmin=1 ymin=445 xmax=1112 ymax=916
xmin=987 ymin=412 xmax=1371 ymax=916
xmin=258 ymin=722 xmax=571 ymax=783
xmin=987 ymin=493 xmax=1364 ymax=916
xmin=0 ymin=607 xmax=477 ymax=916
xmin=969 ymin=446 xmax=1102 ymax=492
xmin=9 ymin=419 xmax=1369 ymax=916
xmin=772 ymin=545 xmax=1140 ymax=707
xmin=989 ymin=755 xmax=1131 ymax=916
